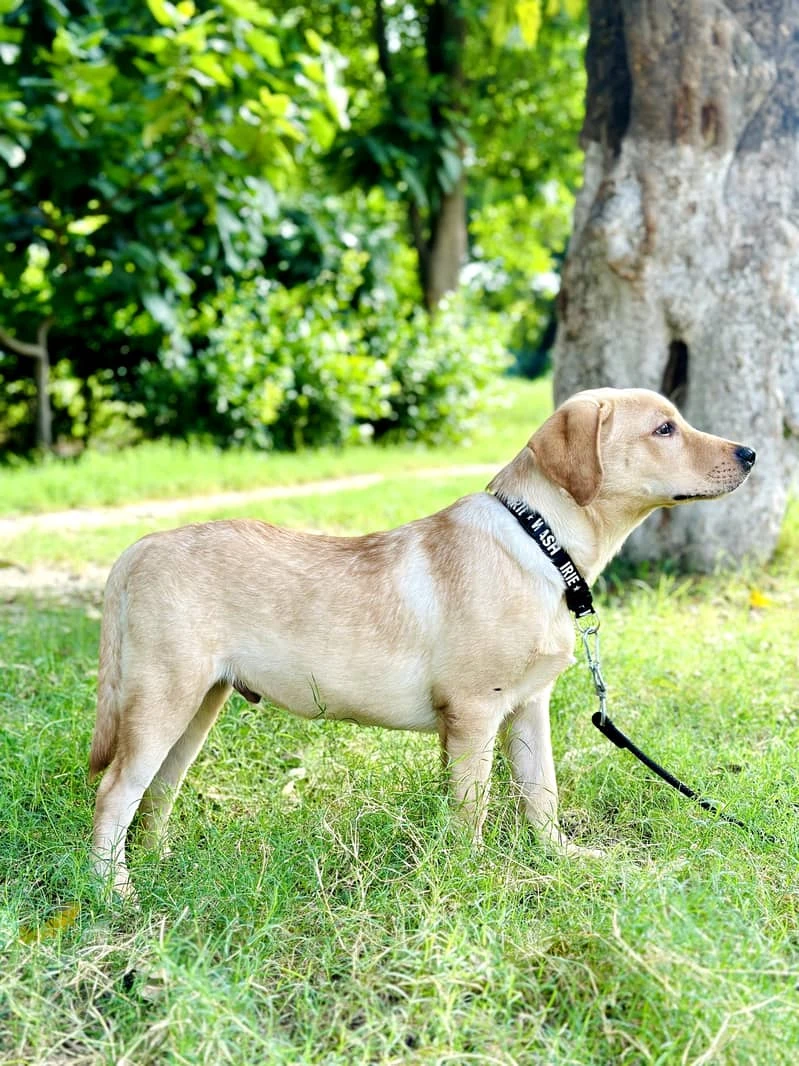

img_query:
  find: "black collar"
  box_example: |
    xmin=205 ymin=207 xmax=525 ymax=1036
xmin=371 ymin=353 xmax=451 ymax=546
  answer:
xmin=494 ymin=494 xmax=595 ymax=618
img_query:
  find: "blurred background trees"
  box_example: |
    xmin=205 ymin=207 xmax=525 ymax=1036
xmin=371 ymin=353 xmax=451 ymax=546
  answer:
xmin=0 ymin=0 xmax=586 ymax=455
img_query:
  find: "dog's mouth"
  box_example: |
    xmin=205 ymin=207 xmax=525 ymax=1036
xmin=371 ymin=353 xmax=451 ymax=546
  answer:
xmin=673 ymin=481 xmax=749 ymax=502
xmin=672 ymin=492 xmax=726 ymax=501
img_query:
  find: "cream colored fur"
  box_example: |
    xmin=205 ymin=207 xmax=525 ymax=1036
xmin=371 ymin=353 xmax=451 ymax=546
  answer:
xmin=89 ymin=388 xmax=755 ymax=894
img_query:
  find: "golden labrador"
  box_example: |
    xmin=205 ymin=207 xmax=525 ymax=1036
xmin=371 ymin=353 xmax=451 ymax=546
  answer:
xmin=90 ymin=388 xmax=755 ymax=894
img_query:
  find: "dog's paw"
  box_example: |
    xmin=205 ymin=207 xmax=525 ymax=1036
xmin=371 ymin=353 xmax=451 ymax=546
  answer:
xmin=559 ymin=841 xmax=606 ymax=860
xmin=537 ymin=827 xmax=606 ymax=861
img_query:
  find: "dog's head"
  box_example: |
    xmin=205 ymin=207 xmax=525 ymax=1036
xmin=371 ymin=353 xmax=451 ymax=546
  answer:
xmin=528 ymin=388 xmax=756 ymax=513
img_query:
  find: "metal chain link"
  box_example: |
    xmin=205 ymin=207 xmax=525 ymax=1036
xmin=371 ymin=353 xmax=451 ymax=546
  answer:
xmin=577 ymin=612 xmax=608 ymax=726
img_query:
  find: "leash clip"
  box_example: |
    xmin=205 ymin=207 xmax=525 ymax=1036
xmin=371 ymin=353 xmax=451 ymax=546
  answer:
xmin=577 ymin=611 xmax=608 ymax=726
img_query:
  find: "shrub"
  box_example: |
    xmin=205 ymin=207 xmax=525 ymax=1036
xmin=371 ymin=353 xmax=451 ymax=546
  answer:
xmin=136 ymin=249 xmax=510 ymax=450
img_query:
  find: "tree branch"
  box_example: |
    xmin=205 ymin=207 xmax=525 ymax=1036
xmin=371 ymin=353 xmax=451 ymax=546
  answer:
xmin=0 ymin=325 xmax=43 ymax=359
xmin=0 ymin=317 xmax=53 ymax=359
xmin=408 ymin=201 xmax=431 ymax=288
xmin=37 ymin=316 xmax=53 ymax=350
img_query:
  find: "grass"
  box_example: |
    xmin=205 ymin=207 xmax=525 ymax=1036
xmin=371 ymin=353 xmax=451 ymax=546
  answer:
xmin=1 ymin=377 xmax=798 ymax=1064
xmin=0 ymin=474 xmax=492 ymax=569
xmin=0 ymin=377 xmax=550 ymax=517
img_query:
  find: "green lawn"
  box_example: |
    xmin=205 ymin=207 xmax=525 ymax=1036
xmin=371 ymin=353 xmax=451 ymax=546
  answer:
xmin=0 ymin=377 xmax=550 ymax=517
xmin=1 ymin=379 xmax=798 ymax=1065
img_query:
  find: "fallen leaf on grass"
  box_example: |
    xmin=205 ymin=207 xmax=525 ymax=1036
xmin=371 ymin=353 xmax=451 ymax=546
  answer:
xmin=749 ymin=588 xmax=774 ymax=609
xmin=19 ymin=902 xmax=81 ymax=943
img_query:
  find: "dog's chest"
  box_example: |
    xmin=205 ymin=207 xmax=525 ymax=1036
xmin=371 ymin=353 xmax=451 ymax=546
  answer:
xmin=507 ymin=645 xmax=576 ymax=705
xmin=430 ymin=608 xmax=575 ymax=712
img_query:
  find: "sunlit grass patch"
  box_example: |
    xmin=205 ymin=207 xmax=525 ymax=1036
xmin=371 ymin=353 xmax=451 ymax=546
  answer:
xmin=0 ymin=377 xmax=551 ymax=518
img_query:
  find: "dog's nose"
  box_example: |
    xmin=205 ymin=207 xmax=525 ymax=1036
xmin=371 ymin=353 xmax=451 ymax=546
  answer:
xmin=735 ymin=446 xmax=756 ymax=471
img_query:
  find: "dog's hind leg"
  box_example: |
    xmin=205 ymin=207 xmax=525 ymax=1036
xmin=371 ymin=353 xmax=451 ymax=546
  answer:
xmin=91 ymin=675 xmax=213 ymax=896
xmin=137 ymin=681 xmax=232 ymax=854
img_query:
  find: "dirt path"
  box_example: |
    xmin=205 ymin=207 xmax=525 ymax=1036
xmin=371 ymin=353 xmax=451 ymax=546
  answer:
xmin=0 ymin=463 xmax=496 ymax=600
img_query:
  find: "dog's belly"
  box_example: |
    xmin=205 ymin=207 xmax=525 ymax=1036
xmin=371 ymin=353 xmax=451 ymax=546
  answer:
xmin=224 ymin=633 xmax=572 ymax=734
xmin=227 ymin=645 xmax=440 ymax=732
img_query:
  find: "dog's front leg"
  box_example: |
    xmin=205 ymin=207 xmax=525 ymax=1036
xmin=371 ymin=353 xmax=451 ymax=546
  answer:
xmin=505 ymin=686 xmax=603 ymax=859
xmin=441 ymin=715 xmax=499 ymax=844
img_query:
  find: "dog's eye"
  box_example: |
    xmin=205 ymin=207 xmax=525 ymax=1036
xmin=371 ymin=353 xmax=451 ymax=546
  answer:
xmin=654 ymin=421 xmax=676 ymax=437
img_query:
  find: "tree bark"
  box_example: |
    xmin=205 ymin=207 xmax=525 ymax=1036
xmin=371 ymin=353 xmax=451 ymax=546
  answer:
xmin=424 ymin=175 xmax=468 ymax=311
xmin=0 ymin=319 xmax=53 ymax=450
xmin=374 ymin=0 xmax=468 ymax=311
xmin=422 ymin=0 xmax=468 ymax=311
xmin=553 ymin=0 xmax=799 ymax=569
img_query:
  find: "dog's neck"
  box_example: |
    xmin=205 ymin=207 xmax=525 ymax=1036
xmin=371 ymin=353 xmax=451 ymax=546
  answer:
xmin=488 ymin=446 xmax=654 ymax=586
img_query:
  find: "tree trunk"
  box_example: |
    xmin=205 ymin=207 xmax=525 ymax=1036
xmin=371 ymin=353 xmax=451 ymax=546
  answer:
xmin=0 ymin=320 xmax=53 ymax=450
xmin=381 ymin=0 xmax=468 ymax=311
xmin=424 ymin=176 xmax=468 ymax=311
xmin=553 ymin=0 xmax=799 ymax=570
xmin=34 ymin=338 xmax=52 ymax=450
xmin=422 ymin=0 xmax=468 ymax=311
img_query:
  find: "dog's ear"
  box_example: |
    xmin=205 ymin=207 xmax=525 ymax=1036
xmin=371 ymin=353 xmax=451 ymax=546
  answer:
xmin=529 ymin=398 xmax=609 ymax=506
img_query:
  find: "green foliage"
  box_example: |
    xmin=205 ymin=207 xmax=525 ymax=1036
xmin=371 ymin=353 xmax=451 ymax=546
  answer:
xmin=0 ymin=0 xmax=349 ymax=447
xmin=0 ymin=357 xmax=145 ymax=453
xmin=0 ymin=0 xmax=346 ymax=290
xmin=136 ymin=247 xmax=510 ymax=450
xmin=319 ymin=0 xmax=587 ymax=362
xmin=0 ymin=0 xmax=588 ymax=455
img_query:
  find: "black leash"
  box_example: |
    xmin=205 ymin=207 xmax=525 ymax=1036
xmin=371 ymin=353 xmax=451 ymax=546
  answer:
xmin=495 ymin=493 xmax=772 ymax=844
xmin=590 ymin=711 xmax=765 ymax=836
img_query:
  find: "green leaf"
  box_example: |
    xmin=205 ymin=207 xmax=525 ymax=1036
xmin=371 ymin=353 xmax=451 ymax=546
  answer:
xmin=191 ymin=54 xmax=232 ymax=87
xmin=300 ymin=57 xmax=324 ymax=85
xmin=244 ymin=28 xmax=282 ymax=66
xmin=0 ymin=0 xmax=23 ymax=13
xmin=244 ymin=177 xmax=278 ymax=219
xmin=146 ymin=0 xmax=179 ymax=28
xmin=258 ymin=88 xmax=290 ymax=116
xmin=562 ymin=0 xmax=584 ymax=18
xmin=324 ymin=73 xmax=349 ymax=130
xmin=305 ymin=28 xmax=325 ymax=53
xmin=142 ymin=290 xmax=177 ymax=329
xmin=219 ymin=0 xmax=274 ymax=28
xmin=308 ymin=109 xmax=335 ymax=151
xmin=215 ymin=204 xmax=244 ymax=271
xmin=488 ymin=0 xmax=512 ymax=47
xmin=516 ymin=1 xmax=542 ymax=47
xmin=437 ymin=148 xmax=462 ymax=193
xmin=275 ymin=116 xmax=303 ymax=143
xmin=66 ymin=215 xmax=110 ymax=236
xmin=399 ymin=164 xmax=428 ymax=208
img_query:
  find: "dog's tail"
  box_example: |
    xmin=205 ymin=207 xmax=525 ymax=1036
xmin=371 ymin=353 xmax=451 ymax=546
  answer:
xmin=89 ymin=559 xmax=127 ymax=780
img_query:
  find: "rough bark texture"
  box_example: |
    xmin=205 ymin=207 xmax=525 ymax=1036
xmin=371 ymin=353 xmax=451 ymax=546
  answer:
xmin=553 ymin=0 xmax=799 ymax=569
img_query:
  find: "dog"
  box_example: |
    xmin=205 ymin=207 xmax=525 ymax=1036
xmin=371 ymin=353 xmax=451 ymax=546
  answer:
xmin=89 ymin=388 xmax=756 ymax=894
